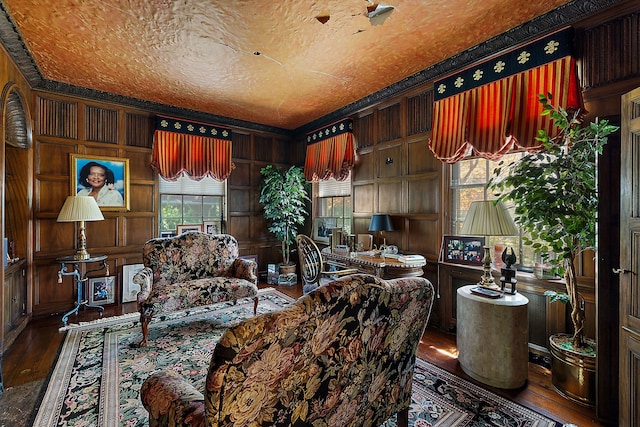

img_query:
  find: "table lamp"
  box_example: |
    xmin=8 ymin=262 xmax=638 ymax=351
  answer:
xmin=57 ymin=196 xmax=104 ymax=260
xmin=368 ymin=214 xmax=393 ymax=251
xmin=460 ymin=200 xmax=517 ymax=289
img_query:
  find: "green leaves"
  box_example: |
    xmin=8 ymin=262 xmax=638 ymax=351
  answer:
xmin=260 ymin=165 xmax=310 ymax=264
xmin=488 ymin=93 xmax=618 ymax=344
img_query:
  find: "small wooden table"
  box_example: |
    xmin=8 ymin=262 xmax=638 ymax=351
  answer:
xmin=322 ymin=250 xmax=425 ymax=279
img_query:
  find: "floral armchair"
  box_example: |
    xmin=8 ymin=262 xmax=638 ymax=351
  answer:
xmin=133 ymin=231 xmax=259 ymax=347
xmin=140 ymin=273 xmax=435 ymax=427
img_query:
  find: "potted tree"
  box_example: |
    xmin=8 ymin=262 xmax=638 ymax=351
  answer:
xmin=488 ymin=93 xmax=618 ymax=406
xmin=259 ymin=165 xmax=310 ymax=275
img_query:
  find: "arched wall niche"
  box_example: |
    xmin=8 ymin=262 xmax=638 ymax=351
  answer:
xmin=2 ymin=83 xmax=32 ymax=148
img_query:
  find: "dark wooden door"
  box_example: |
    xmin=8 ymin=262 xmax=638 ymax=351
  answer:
xmin=619 ymin=86 xmax=640 ymax=427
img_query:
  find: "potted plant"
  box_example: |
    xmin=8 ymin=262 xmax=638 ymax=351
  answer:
xmin=259 ymin=165 xmax=310 ymax=273
xmin=488 ymin=93 xmax=618 ymax=406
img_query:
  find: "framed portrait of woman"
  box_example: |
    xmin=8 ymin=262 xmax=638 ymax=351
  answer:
xmin=70 ymin=154 xmax=130 ymax=211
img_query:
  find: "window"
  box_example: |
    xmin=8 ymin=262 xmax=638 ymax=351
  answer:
xmin=316 ymin=174 xmax=352 ymax=235
xmin=450 ymin=153 xmax=536 ymax=270
xmin=159 ymin=175 xmax=225 ymax=235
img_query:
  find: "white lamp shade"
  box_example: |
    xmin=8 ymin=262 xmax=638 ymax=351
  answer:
xmin=460 ymin=200 xmax=517 ymax=236
xmin=57 ymin=196 xmax=104 ymax=222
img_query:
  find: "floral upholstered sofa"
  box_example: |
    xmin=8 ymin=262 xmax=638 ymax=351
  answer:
xmin=140 ymin=273 xmax=435 ymax=427
xmin=132 ymin=231 xmax=258 ymax=347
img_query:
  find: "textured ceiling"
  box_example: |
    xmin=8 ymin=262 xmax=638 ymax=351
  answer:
xmin=2 ymin=0 xmax=577 ymax=130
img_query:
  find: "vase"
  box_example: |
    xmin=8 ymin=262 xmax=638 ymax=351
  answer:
xmin=548 ymin=333 xmax=596 ymax=407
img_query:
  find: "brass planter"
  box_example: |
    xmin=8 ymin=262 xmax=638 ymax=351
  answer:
xmin=278 ymin=263 xmax=296 ymax=275
xmin=548 ymin=333 xmax=596 ymax=407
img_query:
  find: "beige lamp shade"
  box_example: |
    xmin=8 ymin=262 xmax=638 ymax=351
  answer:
xmin=460 ymin=200 xmax=517 ymax=237
xmin=57 ymin=196 xmax=104 ymax=222
xmin=57 ymin=196 xmax=103 ymax=260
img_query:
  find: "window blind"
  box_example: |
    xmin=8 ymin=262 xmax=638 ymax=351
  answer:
xmin=159 ymin=175 xmax=225 ymax=196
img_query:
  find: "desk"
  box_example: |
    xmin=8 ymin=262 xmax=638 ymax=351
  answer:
xmin=56 ymin=255 xmax=109 ymax=325
xmin=456 ymin=284 xmax=529 ymax=389
xmin=322 ymin=250 xmax=425 ymax=279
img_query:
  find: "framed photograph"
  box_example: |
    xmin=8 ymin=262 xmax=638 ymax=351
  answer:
xmin=312 ymin=217 xmax=338 ymax=244
xmin=441 ymin=235 xmax=485 ymax=266
xmin=160 ymin=231 xmax=176 ymax=238
xmin=88 ymin=276 xmax=116 ymax=305
xmin=122 ymin=263 xmax=144 ymax=303
xmin=177 ymin=224 xmax=203 ymax=234
xmin=70 ymin=154 xmax=130 ymax=211
xmin=203 ymin=220 xmax=222 ymax=235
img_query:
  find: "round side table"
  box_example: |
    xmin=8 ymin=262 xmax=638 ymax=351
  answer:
xmin=456 ymin=284 xmax=529 ymax=389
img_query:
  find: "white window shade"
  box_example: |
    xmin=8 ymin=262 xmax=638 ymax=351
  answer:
xmin=318 ymin=175 xmax=351 ymax=197
xmin=159 ymin=175 xmax=225 ymax=196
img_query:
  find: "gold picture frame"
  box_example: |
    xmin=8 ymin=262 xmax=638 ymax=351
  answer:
xmin=70 ymin=154 xmax=130 ymax=211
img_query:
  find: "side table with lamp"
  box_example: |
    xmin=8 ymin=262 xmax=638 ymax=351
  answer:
xmin=55 ymin=195 xmax=108 ymax=326
xmin=456 ymin=199 xmax=529 ymax=388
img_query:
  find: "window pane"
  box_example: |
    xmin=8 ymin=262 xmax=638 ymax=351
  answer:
xmin=203 ymin=196 xmax=222 ymax=220
xmin=453 ymin=158 xmax=487 ymax=185
xmin=451 ymin=187 xmax=485 ymax=234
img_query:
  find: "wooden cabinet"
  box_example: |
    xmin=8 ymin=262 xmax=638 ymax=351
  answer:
xmin=3 ymin=259 xmax=27 ymax=351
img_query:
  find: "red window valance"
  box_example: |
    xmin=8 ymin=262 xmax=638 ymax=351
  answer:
xmin=429 ymin=28 xmax=582 ymax=163
xmin=304 ymin=118 xmax=355 ymax=182
xmin=152 ymin=116 xmax=235 ymax=181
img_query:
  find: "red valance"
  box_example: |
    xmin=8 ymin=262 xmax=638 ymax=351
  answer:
xmin=152 ymin=116 xmax=235 ymax=181
xmin=429 ymin=28 xmax=582 ymax=163
xmin=304 ymin=119 xmax=355 ymax=182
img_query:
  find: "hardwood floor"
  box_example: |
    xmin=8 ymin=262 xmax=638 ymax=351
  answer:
xmin=2 ymin=282 xmax=603 ymax=426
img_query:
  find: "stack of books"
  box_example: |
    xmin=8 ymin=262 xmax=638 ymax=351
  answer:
xmin=398 ymin=254 xmax=426 ymax=263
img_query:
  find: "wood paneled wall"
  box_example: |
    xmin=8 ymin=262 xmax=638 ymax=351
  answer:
xmin=351 ymin=88 xmax=442 ymax=264
xmin=29 ymin=92 xmax=303 ymax=318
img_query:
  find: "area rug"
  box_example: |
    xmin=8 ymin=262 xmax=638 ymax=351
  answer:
xmin=33 ymin=288 xmax=560 ymax=427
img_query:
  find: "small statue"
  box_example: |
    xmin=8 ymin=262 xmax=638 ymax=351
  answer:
xmin=500 ymin=246 xmax=518 ymax=294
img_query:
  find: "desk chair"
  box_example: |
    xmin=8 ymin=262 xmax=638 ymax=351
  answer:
xmin=296 ymin=234 xmax=358 ymax=293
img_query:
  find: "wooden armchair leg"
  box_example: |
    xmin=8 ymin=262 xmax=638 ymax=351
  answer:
xmin=131 ymin=308 xmax=152 ymax=348
xmin=253 ymin=296 xmax=258 ymax=314
xmin=397 ymin=407 xmax=409 ymax=427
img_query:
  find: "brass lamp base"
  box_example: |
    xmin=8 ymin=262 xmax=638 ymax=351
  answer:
xmin=477 ymin=246 xmax=501 ymax=290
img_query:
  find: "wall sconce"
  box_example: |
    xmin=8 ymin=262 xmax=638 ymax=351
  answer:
xmin=385 ymin=157 xmax=393 ymax=164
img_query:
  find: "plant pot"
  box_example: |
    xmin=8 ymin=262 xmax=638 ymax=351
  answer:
xmin=278 ymin=263 xmax=296 ymax=275
xmin=548 ymin=333 xmax=596 ymax=407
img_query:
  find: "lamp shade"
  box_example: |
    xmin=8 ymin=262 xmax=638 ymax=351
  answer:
xmin=57 ymin=196 xmax=104 ymax=222
xmin=368 ymin=214 xmax=393 ymax=232
xmin=460 ymin=200 xmax=517 ymax=236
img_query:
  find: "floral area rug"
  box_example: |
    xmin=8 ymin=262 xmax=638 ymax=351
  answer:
xmin=33 ymin=287 xmax=560 ymax=427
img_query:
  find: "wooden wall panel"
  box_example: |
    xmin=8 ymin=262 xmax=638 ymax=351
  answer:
xmin=406 ymin=90 xmax=433 ymax=136
xmin=407 ymin=138 xmax=438 ymax=175
xmin=228 ymin=215 xmax=251 ymax=240
xmin=406 ymin=217 xmax=439 ymax=258
xmin=123 ymin=217 xmax=156 ymax=246
xmin=353 ymin=183 xmax=374 ymax=214
xmin=129 ymin=184 xmax=154 ymax=212
xmin=126 ymin=150 xmax=154 ymax=181
xmin=229 ymin=188 xmax=251 ymax=212
xmin=353 ymin=148 xmax=374 ymax=181
xmin=377 ymin=144 xmax=401 ymax=178
xmin=37 ymin=97 xmax=78 ymax=139
xmin=378 ymin=181 xmax=402 ymax=214
xmin=377 ymin=103 xmax=401 ymax=143
xmin=84 ymin=105 xmax=118 ymax=144
xmin=408 ymin=176 xmax=439 ymax=214
xmin=354 ymin=113 xmax=374 ymax=148
xmin=36 ymin=141 xmax=74 ymax=175
xmin=36 ymin=219 xmax=72 ymax=253
xmin=233 ymin=133 xmax=252 ymax=160
xmin=228 ymin=162 xmax=251 ymax=187
xmin=125 ymin=113 xmax=154 ymax=148
xmin=35 ymin=179 xmax=69 ymax=213
xmin=254 ymin=136 xmax=273 ymax=162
